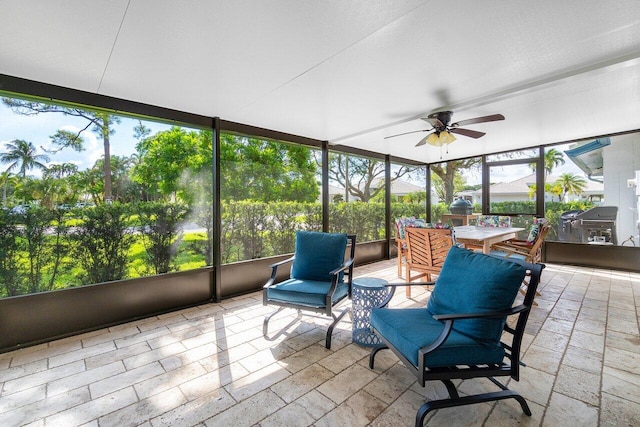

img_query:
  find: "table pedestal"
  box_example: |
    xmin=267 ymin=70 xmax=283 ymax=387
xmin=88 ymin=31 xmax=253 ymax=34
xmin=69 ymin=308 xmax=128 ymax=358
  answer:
xmin=352 ymin=277 xmax=391 ymax=347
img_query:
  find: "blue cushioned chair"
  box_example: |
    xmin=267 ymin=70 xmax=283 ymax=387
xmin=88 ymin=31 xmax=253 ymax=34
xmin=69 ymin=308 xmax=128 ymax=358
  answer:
xmin=263 ymin=231 xmax=356 ymax=349
xmin=369 ymin=246 xmax=544 ymax=426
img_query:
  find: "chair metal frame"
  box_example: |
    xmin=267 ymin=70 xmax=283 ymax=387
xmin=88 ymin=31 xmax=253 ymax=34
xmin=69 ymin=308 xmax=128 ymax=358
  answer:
xmin=262 ymin=234 xmax=356 ymax=349
xmin=370 ymin=257 xmax=545 ymax=427
xmin=404 ymin=227 xmax=454 ymax=297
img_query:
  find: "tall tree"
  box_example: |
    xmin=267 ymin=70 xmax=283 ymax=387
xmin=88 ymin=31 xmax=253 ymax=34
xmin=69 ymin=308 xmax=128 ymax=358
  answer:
xmin=554 ymin=173 xmax=587 ymax=202
xmin=2 ymin=99 xmax=120 ymax=202
xmin=529 ymin=148 xmax=566 ymax=175
xmin=222 ymin=134 xmax=319 ymax=202
xmin=0 ymin=139 xmax=50 ymax=177
xmin=0 ymin=171 xmax=18 ymax=207
xmin=431 ymin=158 xmax=481 ymax=205
xmin=323 ymin=153 xmax=415 ymax=202
xmin=431 ymin=170 xmax=466 ymax=202
xmin=44 ymin=163 xmax=79 ymax=179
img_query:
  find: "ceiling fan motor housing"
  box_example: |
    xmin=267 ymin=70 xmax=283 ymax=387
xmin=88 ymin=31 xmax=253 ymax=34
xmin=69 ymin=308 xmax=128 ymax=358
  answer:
xmin=428 ymin=110 xmax=453 ymax=131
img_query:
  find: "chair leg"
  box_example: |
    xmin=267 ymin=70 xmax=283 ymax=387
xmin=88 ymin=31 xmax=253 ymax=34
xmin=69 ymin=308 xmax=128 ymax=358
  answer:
xmin=415 ymin=390 xmax=531 ymax=427
xmin=369 ymin=344 xmax=388 ymax=368
xmin=263 ymin=306 xmax=286 ymax=337
xmin=441 ymin=379 xmax=459 ymax=399
xmin=326 ymin=306 xmax=351 ymax=349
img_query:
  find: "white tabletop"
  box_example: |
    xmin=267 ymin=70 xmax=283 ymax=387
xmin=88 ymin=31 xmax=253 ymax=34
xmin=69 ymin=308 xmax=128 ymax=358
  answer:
xmin=453 ymin=226 xmax=526 ymax=253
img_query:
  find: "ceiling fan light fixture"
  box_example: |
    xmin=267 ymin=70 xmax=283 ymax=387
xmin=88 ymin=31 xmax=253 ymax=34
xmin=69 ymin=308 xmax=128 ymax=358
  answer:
xmin=426 ymin=131 xmax=456 ymax=146
xmin=440 ymin=131 xmax=456 ymax=145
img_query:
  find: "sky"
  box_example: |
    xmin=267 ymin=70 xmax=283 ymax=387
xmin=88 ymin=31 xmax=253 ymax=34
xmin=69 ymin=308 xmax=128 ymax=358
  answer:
xmin=0 ymin=100 xmax=172 ymax=176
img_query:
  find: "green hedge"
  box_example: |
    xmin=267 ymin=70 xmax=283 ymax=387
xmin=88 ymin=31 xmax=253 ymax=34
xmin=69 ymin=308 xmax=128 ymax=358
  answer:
xmin=0 ymin=199 xmax=597 ymax=297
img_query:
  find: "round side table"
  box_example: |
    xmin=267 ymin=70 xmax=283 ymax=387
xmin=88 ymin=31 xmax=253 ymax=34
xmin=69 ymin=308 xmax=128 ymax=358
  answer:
xmin=352 ymin=277 xmax=392 ymax=347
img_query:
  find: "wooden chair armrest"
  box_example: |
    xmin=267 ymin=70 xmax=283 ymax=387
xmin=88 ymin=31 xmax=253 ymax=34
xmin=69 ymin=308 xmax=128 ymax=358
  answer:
xmin=490 ymin=243 xmax=531 ymax=257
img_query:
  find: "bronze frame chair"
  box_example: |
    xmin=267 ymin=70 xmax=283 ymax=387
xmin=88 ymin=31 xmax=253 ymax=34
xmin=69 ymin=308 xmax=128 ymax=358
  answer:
xmin=263 ymin=233 xmax=356 ymax=349
xmin=370 ymin=248 xmax=544 ymax=426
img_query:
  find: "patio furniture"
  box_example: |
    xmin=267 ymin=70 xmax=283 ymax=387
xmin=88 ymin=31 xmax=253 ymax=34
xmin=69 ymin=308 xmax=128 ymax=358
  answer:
xmin=454 ymin=225 xmax=525 ymax=254
xmin=490 ymin=220 xmax=550 ymax=304
xmin=404 ymin=227 xmax=454 ymax=298
xmin=352 ymin=277 xmax=393 ymax=347
xmin=262 ymin=231 xmax=356 ymax=349
xmin=490 ymin=220 xmax=550 ymax=264
xmin=464 ymin=215 xmax=513 ymax=251
xmin=395 ymin=217 xmax=428 ymax=279
xmin=369 ymin=246 xmax=545 ymax=426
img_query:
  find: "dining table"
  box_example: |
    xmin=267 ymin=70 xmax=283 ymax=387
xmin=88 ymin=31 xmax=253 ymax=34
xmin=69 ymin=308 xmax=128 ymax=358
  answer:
xmin=453 ymin=225 xmax=525 ymax=254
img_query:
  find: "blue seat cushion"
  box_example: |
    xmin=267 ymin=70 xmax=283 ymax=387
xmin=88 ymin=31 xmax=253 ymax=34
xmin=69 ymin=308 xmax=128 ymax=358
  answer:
xmin=291 ymin=231 xmax=348 ymax=282
xmin=371 ymin=308 xmax=505 ymax=367
xmin=427 ymin=246 xmax=526 ymax=343
xmin=266 ymin=278 xmax=349 ymax=307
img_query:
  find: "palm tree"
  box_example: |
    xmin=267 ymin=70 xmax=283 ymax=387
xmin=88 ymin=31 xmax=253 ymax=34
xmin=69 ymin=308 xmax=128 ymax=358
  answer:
xmin=554 ymin=173 xmax=587 ymax=202
xmin=0 ymin=171 xmax=18 ymax=206
xmin=543 ymin=148 xmax=566 ymax=175
xmin=0 ymin=139 xmax=50 ymax=177
xmin=529 ymin=148 xmax=566 ymax=176
xmin=2 ymin=99 xmax=120 ymax=202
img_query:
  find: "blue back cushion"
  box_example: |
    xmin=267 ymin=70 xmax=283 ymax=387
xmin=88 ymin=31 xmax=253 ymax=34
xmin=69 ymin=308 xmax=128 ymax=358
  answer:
xmin=291 ymin=231 xmax=348 ymax=282
xmin=426 ymin=246 xmax=526 ymax=343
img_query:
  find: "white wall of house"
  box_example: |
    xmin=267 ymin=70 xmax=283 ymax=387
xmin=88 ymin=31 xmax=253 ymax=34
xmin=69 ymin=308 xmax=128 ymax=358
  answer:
xmin=603 ymin=134 xmax=640 ymax=244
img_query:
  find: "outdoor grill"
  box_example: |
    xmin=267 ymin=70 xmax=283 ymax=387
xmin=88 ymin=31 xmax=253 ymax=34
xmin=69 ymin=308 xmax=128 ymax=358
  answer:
xmin=558 ymin=206 xmax=618 ymax=245
xmin=449 ymin=199 xmax=473 ymax=215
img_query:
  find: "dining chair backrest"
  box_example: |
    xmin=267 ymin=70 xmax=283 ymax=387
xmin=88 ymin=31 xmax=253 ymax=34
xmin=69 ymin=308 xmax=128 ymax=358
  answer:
xmin=404 ymin=227 xmax=454 ymax=289
xmin=475 ymin=215 xmax=511 ymax=228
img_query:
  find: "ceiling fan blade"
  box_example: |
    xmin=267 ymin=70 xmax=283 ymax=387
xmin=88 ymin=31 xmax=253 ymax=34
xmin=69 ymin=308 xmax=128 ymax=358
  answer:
xmin=451 ymin=114 xmax=505 ymax=127
xmin=384 ymin=129 xmax=430 ymax=139
xmin=415 ymin=133 xmax=434 ymax=147
xmin=450 ymin=128 xmax=486 ymax=139
xmin=421 ymin=117 xmax=443 ymax=128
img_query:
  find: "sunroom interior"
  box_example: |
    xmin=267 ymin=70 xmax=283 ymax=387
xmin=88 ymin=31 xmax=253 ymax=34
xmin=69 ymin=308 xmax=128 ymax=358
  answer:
xmin=1 ymin=1 xmax=639 ymax=426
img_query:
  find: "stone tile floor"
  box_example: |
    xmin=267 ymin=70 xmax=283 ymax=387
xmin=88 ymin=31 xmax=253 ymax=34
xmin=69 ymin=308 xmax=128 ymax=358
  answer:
xmin=0 ymin=260 xmax=639 ymax=426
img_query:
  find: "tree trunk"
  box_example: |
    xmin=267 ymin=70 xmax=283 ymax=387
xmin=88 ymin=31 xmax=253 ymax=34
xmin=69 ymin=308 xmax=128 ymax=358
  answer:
xmin=102 ymin=117 xmax=112 ymax=202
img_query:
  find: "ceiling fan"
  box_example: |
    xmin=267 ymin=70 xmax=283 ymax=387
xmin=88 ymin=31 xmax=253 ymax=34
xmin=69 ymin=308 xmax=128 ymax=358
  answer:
xmin=385 ymin=111 xmax=505 ymax=147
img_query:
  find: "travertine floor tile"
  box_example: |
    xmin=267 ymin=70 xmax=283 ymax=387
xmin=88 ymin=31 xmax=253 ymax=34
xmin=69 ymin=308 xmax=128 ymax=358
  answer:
xmin=543 ymin=392 xmax=599 ymax=426
xmin=317 ymin=364 xmax=378 ymax=404
xmin=271 ymin=363 xmax=334 ymax=403
xmin=600 ymin=392 xmax=640 ymax=426
xmin=315 ymin=390 xmax=387 ymax=427
xmin=0 ymin=260 xmax=637 ymax=427
xmin=204 ymin=389 xmax=285 ymax=427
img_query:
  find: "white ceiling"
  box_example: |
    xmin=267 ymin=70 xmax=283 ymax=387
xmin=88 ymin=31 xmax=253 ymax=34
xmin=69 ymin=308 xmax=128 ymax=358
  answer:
xmin=1 ymin=0 xmax=640 ymax=163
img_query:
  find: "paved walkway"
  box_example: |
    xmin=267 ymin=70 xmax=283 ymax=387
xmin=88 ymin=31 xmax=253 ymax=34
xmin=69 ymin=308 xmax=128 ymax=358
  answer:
xmin=0 ymin=260 xmax=638 ymax=426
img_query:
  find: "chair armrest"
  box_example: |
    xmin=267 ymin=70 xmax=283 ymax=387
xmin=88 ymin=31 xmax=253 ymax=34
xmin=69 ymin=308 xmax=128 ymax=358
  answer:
xmin=263 ymin=256 xmax=295 ymax=289
xmin=269 ymin=256 xmax=295 ymax=269
xmin=418 ymin=305 xmax=529 ymax=356
xmin=329 ymin=258 xmax=354 ymax=276
xmin=491 ymin=243 xmax=531 ymax=257
xmin=432 ymin=304 xmax=528 ymax=321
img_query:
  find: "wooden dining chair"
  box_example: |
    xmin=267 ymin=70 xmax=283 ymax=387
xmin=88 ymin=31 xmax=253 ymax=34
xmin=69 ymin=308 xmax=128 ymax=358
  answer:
xmin=490 ymin=222 xmax=549 ymax=264
xmin=490 ymin=221 xmax=549 ymax=303
xmin=404 ymin=227 xmax=454 ymax=297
